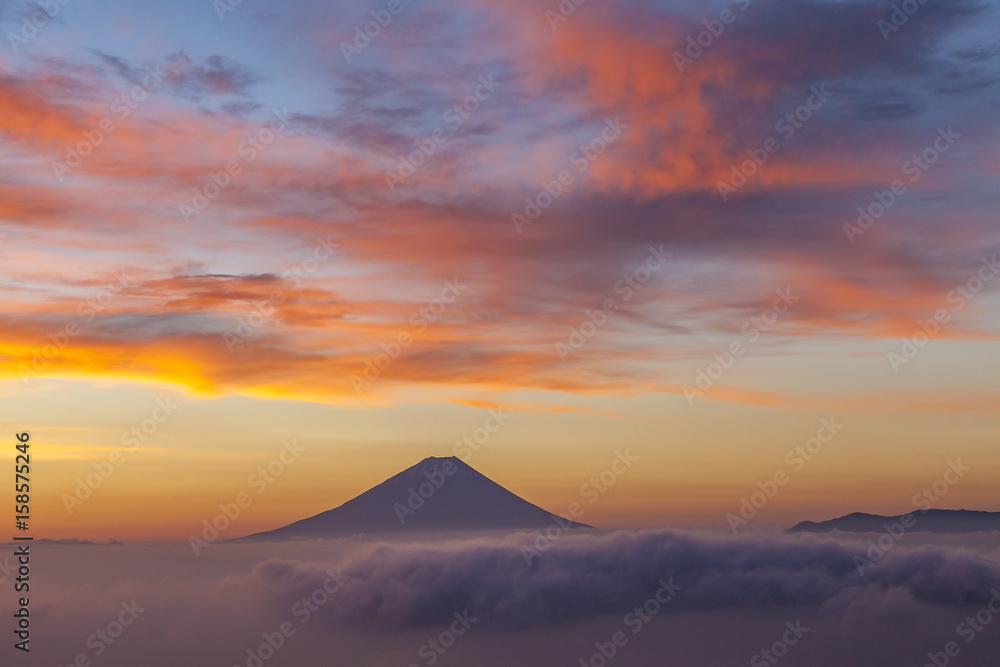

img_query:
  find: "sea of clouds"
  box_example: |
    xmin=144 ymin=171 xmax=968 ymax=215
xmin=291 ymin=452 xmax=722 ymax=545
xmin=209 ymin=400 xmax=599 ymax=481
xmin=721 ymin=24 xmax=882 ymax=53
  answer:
xmin=17 ymin=528 xmax=1000 ymax=666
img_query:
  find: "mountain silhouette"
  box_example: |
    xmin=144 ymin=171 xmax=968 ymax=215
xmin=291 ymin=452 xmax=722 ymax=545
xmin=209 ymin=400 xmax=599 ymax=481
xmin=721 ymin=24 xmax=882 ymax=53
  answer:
xmin=788 ymin=509 xmax=1000 ymax=534
xmin=241 ymin=456 xmax=591 ymax=540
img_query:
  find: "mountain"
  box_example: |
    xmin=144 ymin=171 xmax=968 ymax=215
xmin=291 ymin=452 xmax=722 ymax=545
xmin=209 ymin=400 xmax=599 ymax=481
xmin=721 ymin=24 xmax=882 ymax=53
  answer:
xmin=241 ymin=456 xmax=591 ymax=540
xmin=788 ymin=509 xmax=1000 ymax=534
xmin=0 ymin=538 xmax=122 ymax=546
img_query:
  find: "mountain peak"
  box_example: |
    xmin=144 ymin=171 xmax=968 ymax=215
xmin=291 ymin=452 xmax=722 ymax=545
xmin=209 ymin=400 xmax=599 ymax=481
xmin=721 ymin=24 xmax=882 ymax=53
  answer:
xmin=416 ymin=455 xmax=464 ymax=465
xmin=241 ymin=456 xmax=591 ymax=540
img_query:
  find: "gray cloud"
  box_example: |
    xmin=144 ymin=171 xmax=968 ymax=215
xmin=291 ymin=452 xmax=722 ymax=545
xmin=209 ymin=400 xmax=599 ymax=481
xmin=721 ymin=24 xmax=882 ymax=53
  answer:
xmin=235 ymin=529 xmax=1000 ymax=628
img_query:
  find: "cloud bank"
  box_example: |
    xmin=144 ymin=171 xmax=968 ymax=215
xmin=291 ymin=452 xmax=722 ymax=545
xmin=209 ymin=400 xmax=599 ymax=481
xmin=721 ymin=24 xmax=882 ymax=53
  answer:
xmin=24 ymin=530 xmax=1000 ymax=666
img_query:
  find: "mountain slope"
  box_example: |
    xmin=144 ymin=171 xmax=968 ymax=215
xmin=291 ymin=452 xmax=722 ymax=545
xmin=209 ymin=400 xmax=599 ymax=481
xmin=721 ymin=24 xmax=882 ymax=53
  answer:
xmin=241 ymin=456 xmax=591 ymax=540
xmin=788 ymin=509 xmax=1000 ymax=534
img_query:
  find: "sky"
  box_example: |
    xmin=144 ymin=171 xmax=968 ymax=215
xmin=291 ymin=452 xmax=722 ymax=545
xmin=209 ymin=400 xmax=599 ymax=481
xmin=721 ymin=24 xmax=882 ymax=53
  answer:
xmin=0 ymin=0 xmax=998 ymax=541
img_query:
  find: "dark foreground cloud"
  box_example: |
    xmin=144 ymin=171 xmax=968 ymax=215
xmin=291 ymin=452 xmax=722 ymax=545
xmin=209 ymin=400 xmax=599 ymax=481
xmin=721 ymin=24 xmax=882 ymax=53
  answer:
xmin=239 ymin=529 xmax=1000 ymax=628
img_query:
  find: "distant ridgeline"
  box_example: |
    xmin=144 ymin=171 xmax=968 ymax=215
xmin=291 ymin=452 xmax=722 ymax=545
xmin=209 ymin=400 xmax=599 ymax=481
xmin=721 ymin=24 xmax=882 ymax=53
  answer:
xmin=789 ymin=509 xmax=1000 ymax=534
